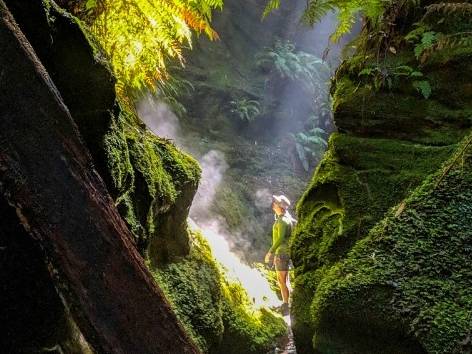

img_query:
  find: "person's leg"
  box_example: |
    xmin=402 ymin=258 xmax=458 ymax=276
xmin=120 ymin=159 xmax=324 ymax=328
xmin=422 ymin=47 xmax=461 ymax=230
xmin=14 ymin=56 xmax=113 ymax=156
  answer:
xmin=276 ymin=270 xmax=289 ymax=303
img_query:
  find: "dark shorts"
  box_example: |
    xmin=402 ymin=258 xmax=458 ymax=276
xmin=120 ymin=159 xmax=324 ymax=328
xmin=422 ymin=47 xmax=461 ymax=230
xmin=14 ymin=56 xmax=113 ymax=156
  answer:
xmin=274 ymin=254 xmax=290 ymax=271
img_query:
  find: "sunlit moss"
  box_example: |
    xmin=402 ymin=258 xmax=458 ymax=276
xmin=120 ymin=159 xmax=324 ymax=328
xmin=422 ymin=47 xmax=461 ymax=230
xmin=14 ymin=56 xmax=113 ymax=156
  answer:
xmin=151 ymin=230 xmax=287 ymax=354
xmin=103 ymin=109 xmax=200 ymax=252
xmin=290 ymin=132 xmax=460 ymax=352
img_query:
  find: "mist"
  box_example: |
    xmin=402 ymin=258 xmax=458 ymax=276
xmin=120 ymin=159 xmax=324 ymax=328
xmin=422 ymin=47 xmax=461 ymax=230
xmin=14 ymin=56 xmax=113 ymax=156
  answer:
xmin=136 ymin=4 xmax=358 ymax=307
xmin=137 ymin=94 xmax=184 ymax=147
xmin=137 ymin=94 xmax=281 ymax=306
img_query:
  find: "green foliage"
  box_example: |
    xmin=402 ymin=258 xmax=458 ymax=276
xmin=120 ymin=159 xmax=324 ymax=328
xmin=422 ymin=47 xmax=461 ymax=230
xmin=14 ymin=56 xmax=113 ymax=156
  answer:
xmin=151 ymin=230 xmax=287 ymax=353
xmin=256 ymin=39 xmax=331 ymax=123
xmin=291 ymin=1 xmax=472 ymax=351
xmin=423 ymin=2 xmax=472 ymax=21
xmin=256 ymin=40 xmax=330 ymax=90
xmin=308 ymin=102 xmax=332 ymax=135
xmin=263 ymin=0 xmax=384 ymax=42
xmin=419 ymin=31 xmax=472 ymax=63
xmin=357 ymin=63 xmax=431 ymax=98
xmin=303 ymin=133 xmax=472 ymax=353
xmin=405 ymin=3 xmax=472 ymax=64
xmin=291 ymin=128 xmax=328 ymax=172
xmin=73 ymin=0 xmax=223 ymax=92
xmin=412 ymin=80 xmax=431 ymax=99
xmin=255 ymin=39 xmax=332 ymax=170
xmin=229 ymin=98 xmax=261 ymax=122
xmin=261 ymin=0 xmax=280 ymax=19
xmin=411 ymin=29 xmax=438 ymax=59
xmin=290 ymin=132 xmax=461 ymax=352
xmin=154 ymin=73 xmax=195 ymax=115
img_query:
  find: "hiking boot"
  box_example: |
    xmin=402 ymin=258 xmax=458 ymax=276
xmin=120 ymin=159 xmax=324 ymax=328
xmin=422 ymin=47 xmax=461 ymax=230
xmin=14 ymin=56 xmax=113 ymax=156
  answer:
xmin=280 ymin=302 xmax=289 ymax=316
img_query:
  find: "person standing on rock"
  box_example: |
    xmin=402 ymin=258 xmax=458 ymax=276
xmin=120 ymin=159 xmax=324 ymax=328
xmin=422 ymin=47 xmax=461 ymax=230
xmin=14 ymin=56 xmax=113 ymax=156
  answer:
xmin=265 ymin=194 xmax=294 ymax=315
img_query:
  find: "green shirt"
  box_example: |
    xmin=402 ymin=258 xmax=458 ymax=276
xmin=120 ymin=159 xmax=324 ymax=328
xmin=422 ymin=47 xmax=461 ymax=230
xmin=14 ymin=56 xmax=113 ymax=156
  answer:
xmin=270 ymin=214 xmax=292 ymax=256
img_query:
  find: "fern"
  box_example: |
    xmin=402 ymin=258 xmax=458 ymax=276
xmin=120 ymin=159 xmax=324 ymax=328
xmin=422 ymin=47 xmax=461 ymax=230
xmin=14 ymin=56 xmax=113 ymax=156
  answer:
xmin=262 ymin=0 xmax=280 ymax=18
xmin=423 ymin=2 xmax=472 ymax=21
xmin=72 ymin=0 xmax=223 ymax=96
xmin=414 ymin=31 xmax=438 ymax=59
xmin=291 ymin=127 xmax=328 ymax=171
xmin=418 ymin=31 xmax=472 ymax=63
xmin=413 ymin=80 xmax=431 ymax=99
xmin=256 ymin=40 xmax=331 ymax=93
xmin=229 ymin=98 xmax=261 ymax=122
xmin=264 ymin=0 xmax=384 ymax=42
xmin=358 ymin=62 xmax=432 ymax=98
xmin=302 ymin=0 xmax=337 ymax=26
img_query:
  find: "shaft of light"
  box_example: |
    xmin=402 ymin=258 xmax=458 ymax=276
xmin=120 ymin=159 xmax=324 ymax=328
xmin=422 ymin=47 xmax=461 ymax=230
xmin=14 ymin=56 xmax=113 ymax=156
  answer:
xmin=189 ymin=219 xmax=280 ymax=308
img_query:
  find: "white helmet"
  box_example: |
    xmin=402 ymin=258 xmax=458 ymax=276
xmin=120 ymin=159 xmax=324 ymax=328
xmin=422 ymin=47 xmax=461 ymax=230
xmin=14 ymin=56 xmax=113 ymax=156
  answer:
xmin=272 ymin=194 xmax=291 ymax=209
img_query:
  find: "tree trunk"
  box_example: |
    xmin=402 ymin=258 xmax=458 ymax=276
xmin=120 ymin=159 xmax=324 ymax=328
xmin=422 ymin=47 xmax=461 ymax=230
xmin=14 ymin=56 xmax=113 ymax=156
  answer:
xmin=0 ymin=3 xmax=199 ymax=353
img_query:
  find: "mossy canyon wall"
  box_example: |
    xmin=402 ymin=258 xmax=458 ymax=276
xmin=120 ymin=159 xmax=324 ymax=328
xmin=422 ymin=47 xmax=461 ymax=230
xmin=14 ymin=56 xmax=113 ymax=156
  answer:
xmin=1 ymin=1 xmax=286 ymax=353
xmin=291 ymin=1 xmax=472 ymax=353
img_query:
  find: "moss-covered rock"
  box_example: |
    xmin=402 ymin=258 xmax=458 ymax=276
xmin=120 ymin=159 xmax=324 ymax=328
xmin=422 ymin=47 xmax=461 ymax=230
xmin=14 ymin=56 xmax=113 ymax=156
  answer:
xmin=308 ymin=134 xmax=472 ymax=353
xmin=6 ymin=3 xmax=287 ymax=353
xmin=333 ymin=58 xmax=472 ymax=146
xmin=293 ymin=133 xmax=455 ymax=274
xmin=152 ymin=230 xmax=287 ymax=354
xmin=6 ymin=0 xmax=201 ymax=263
xmin=291 ymin=133 xmax=457 ymax=353
xmin=104 ymin=111 xmax=200 ymax=261
xmin=291 ymin=1 xmax=472 ymax=353
xmin=4 ymin=0 xmax=115 ymax=182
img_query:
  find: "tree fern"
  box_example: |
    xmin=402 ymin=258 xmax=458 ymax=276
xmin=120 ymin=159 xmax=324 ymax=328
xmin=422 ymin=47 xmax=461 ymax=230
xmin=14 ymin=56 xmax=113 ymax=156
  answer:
xmin=71 ymin=0 xmax=223 ymax=97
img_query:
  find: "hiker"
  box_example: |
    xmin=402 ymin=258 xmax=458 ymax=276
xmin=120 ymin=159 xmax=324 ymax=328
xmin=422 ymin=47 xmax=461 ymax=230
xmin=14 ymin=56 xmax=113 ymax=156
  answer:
xmin=265 ymin=194 xmax=294 ymax=315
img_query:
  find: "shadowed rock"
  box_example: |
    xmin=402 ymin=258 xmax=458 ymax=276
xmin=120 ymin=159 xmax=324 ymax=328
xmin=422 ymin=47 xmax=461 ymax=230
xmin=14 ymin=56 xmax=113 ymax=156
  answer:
xmin=0 ymin=3 xmax=199 ymax=353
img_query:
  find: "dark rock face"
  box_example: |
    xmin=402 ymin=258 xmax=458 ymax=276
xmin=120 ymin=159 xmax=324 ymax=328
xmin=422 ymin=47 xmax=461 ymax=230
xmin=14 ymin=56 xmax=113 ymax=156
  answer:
xmin=4 ymin=0 xmax=115 ymax=185
xmin=0 ymin=198 xmax=91 ymax=353
xmin=291 ymin=1 xmax=472 ymax=353
xmin=0 ymin=2 xmax=199 ymax=352
xmin=5 ymin=0 xmax=200 ymax=263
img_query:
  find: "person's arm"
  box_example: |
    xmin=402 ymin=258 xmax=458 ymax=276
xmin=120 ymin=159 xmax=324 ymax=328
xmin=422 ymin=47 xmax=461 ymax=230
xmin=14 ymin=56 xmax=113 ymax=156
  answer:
xmin=269 ymin=219 xmax=288 ymax=254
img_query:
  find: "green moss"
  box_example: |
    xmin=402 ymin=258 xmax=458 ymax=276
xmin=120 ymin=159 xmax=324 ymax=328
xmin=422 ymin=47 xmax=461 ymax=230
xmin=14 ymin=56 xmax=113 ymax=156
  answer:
xmin=293 ymin=133 xmax=455 ymax=272
xmin=307 ymin=134 xmax=472 ymax=353
xmin=103 ymin=109 xmax=200 ymax=255
xmin=293 ymin=9 xmax=472 ymax=351
xmin=105 ymin=109 xmax=285 ymax=353
xmin=291 ymin=131 xmax=465 ymax=352
xmin=333 ymin=85 xmax=472 ymax=145
xmin=331 ymin=16 xmax=472 ymax=146
xmin=151 ymin=230 xmax=287 ymax=354
xmin=291 ymin=266 xmax=328 ymax=353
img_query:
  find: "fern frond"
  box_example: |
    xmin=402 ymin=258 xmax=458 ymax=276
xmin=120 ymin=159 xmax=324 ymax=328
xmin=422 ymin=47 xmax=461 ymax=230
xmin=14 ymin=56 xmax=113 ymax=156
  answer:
xmin=419 ymin=31 xmax=472 ymax=62
xmin=297 ymin=0 xmax=383 ymax=42
xmin=423 ymin=2 xmax=472 ymax=21
xmin=262 ymin=0 xmax=280 ymax=19
xmin=302 ymin=0 xmax=337 ymax=26
xmin=76 ymin=0 xmax=222 ymax=94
